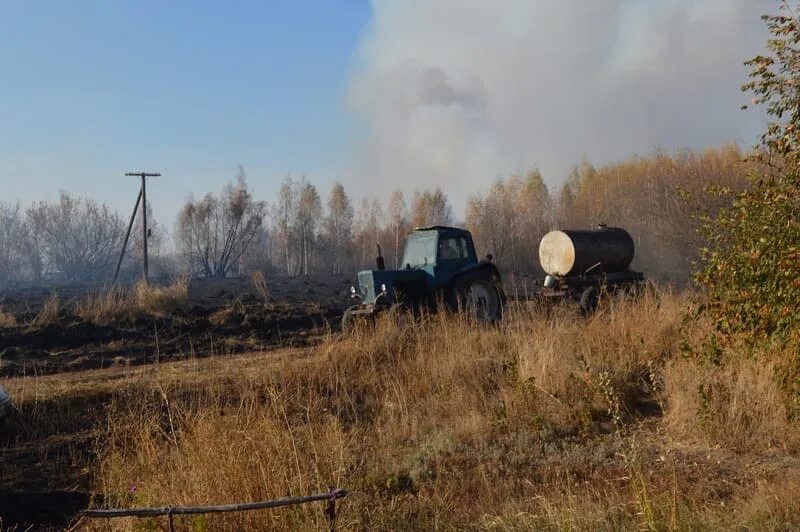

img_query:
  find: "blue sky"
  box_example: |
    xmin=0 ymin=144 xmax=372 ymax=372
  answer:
xmin=0 ymin=0 xmax=370 ymax=224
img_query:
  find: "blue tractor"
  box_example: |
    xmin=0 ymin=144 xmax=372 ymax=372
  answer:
xmin=343 ymin=226 xmax=506 ymax=330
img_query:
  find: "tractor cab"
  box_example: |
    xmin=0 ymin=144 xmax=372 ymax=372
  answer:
xmin=400 ymin=226 xmax=479 ymax=285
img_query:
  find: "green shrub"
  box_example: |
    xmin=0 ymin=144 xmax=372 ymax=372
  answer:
xmin=695 ymin=4 xmax=800 ymax=346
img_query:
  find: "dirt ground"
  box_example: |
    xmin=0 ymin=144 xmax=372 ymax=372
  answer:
xmin=0 ymin=274 xmax=353 ymax=377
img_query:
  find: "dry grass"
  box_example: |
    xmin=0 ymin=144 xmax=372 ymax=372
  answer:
xmin=76 ymin=278 xmax=188 ymax=324
xmin=510 ymin=289 xmax=683 ymax=425
xmin=68 ymin=289 xmax=797 ymax=530
xmin=251 ymin=270 xmax=270 ymax=303
xmin=7 ymin=287 xmax=800 ymax=530
xmin=665 ymin=341 xmax=800 ymax=452
xmin=31 ymin=292 xmax=61 ymax=326
xmin=131 ymin=277 xmax=188 ymax=316
xmin=76 ymin=285 xmax=129 ymax=324
xmin=0 ymin=306 xmax=16 ymax=327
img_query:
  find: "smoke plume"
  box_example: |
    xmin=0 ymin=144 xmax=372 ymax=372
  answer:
xmin=347 ymin=0 xmax=769 ymax=210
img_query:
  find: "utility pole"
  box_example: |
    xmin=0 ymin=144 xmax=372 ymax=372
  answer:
xmin=124 ymin=172 xmax=161 ymax=284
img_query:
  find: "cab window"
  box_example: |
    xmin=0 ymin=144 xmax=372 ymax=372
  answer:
xmin=402 ymin=234 xmax=436 ymax=267
xmin=438 ymin=236 xmax=468 ymax=261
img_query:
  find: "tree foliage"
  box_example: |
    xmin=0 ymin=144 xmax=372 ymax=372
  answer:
xmin=411 ymin=188 xmax=452 ymax=228
xmin=548 ymin=146 xmax=750 ymax=279
xmin=742 ymin=4 xmax=800 ymax=162
xmin=466 ymin=170 xmax=551 ymax=271
xmin=696 ymin=3 xmax=800 ymax=344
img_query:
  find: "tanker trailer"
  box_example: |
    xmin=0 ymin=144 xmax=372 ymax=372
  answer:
xmin=538 ymin=225 xmax=644 ymax=315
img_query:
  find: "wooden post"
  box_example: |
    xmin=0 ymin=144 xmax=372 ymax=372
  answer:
xmin=141 ymin=174 xmax=148 ymax=283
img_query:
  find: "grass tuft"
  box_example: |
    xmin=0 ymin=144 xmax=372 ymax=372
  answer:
xmin=31 ymin=292 xmax=61 ymax=326
xmin=75 ymin=278 xmax=188 ymax=324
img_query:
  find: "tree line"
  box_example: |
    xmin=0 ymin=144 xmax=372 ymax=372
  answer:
xmin=0 ymin=144 xmax=752 ymax=287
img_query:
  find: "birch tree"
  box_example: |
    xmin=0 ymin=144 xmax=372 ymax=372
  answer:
xmin=273 ymin=176 xmax=297 ymax=275
xmin=323 ymin=182 xmax=354 ymax=275
xmin=295 ymin=178 xmax=322 ymax=275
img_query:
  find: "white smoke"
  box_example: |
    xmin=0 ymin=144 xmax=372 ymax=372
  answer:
xmin=347 ymin=0 xmax=769 ymax=210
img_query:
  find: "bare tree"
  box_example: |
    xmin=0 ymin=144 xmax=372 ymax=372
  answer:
xmin=175 ymin=168 xmax=267 ymax=278
xmin=465 ymin=179 xmax=515 ymax=265
xmin=411 ymin=188 xmax=452 ymax=227
xmin=323 ymin=182 xmax=354 ymax=275
xmin=27 ymin=192 xmax=125 ymax=281
xmin=387 ymin=190 xmax=407 ymax=268
xmin=240 ymin=226 xmax=272 ymax=274
xmin=353 ymin=197 xmax=385 ymax=269
xmin=514 ymin=169 xmax=552 ymax=270
xmin=465 ymin=170 xmax=551 ymax=271
xmin=0 ymin=202 xmax=35 ymax=286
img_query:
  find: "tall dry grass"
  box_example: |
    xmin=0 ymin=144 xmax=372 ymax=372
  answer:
xmin=31 ymin=292 xmax=61 ymax=326
xmin=32 ymin=287 xmax=788 ymax=529
xmin=85 ymin=290 xmax=733 ymax=530
xmin=76 ymin=278 xmax=188 ymax=324
xmin=665 ymin=333 xmax=800 ymax=452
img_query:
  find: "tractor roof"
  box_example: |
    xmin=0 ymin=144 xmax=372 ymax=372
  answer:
xmin=413 ymin=225 xmax=470 ymax=234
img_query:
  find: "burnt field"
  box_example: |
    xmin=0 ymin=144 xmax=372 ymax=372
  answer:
xmin=0 ymin=275 xmax=351 ymax=377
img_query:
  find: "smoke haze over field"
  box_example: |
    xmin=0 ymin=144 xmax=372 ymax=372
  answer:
xmin=347 ymin=0 xmax=770 ymax=208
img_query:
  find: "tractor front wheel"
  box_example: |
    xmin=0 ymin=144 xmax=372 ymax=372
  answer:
xmin=341 ymin=306 xmax=375 ymax=334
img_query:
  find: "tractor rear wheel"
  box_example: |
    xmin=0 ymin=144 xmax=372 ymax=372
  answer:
xmin=453 ymin=274 xmax=503 ymax=324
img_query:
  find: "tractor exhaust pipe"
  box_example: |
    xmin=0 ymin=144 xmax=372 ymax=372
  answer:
xmin=376 ymin=244 xmax=385 ymax=271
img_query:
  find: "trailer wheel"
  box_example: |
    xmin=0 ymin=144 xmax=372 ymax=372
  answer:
xmin=579 ymin=286 xmax=599 ymax=316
